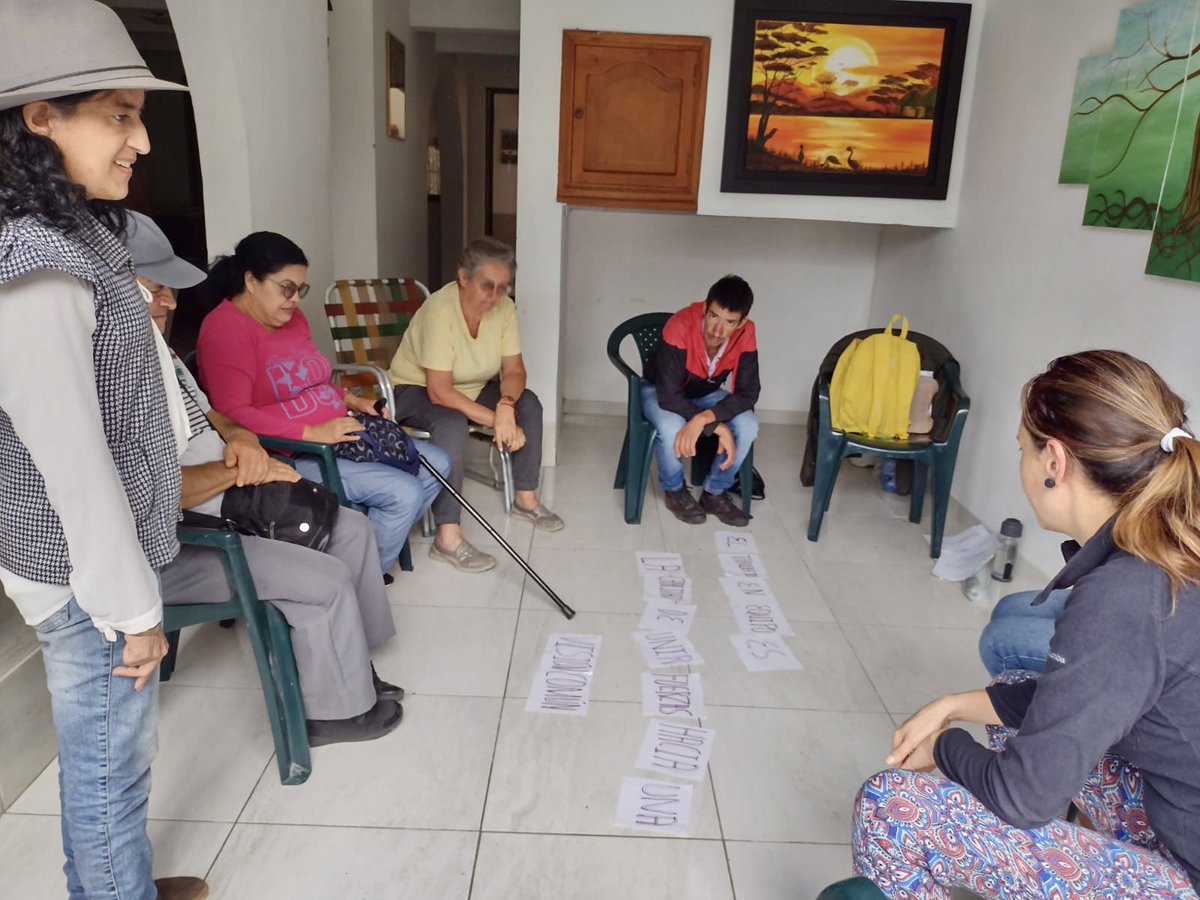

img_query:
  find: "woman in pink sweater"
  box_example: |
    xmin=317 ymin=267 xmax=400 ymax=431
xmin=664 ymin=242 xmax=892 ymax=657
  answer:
xmin=197 ymin=232 xmax=450 ymax=577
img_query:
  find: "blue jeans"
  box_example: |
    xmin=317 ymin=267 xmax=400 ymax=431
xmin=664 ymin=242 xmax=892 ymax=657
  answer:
xmin=978 ymin=587 xmax=1071 ymax=676
xmin=639 ymin=380 xmax=759 ymax=495
xmin=36 ymin=597 xmax=158 ymax=900
xmin=296 ymin=438 xmax=450 ymax=573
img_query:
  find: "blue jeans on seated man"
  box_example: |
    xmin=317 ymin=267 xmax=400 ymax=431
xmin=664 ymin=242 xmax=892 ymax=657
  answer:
xmin=36 ymin=597 xmax=159 ymax=900
xmin=296 ymin=438 xmax=450 ymax=574
xmin=639 ymin=380 xmax=759 ymax=495
xmin=978 ymin=587 xmax=1071 ymax=676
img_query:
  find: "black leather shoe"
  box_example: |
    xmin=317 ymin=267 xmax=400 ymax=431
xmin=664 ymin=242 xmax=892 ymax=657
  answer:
xmin=664 ymin=487 xmax=706 ymax=524
xmin=307 ymin=698 xmax=403 ymax=747
xmin=372 ymin=663 xmax=405 ymax=701
xmin=700 ymin=490 xmax=749 ymax=527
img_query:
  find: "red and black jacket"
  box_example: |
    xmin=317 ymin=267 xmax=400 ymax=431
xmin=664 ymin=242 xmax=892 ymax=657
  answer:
xmin=644 ymin=301 xmax=760 ymax=424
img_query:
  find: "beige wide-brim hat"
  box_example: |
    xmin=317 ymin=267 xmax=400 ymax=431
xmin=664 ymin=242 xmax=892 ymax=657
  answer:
xmin=0 ymin=0 xmax=188 ymax=113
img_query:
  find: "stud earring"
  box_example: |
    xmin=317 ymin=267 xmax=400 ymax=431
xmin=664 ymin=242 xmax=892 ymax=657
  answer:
xmin=1044 ymin=477 xmax=1056 ymax=489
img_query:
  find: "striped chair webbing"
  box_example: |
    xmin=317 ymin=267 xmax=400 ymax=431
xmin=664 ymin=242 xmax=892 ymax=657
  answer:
xmin=326 ymin=278 xmax=427 ymax=367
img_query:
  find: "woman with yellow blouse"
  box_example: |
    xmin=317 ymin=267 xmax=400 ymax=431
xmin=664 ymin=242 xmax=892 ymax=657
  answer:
xmin=390 ymin=238 xmax=564 ymax=572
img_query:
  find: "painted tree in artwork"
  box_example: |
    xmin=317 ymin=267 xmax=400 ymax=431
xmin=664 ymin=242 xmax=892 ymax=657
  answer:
xmin=751 ymin=20 xmax=829 ymax=149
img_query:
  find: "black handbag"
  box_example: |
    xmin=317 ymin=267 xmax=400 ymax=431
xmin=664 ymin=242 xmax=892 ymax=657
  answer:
xmin=214 ymin=478 xmax=341 ymax=551
xmin=332 ymin=414 xmax=422 ymax=475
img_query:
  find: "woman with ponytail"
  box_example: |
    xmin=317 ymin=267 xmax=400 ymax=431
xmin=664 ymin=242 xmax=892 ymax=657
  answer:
xmin=847 ymin=350 xmax=1200 ymax=899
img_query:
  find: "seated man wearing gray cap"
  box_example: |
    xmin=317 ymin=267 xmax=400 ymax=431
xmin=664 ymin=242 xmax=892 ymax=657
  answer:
xmin=123 ymin=211 xmax=407 ymax=747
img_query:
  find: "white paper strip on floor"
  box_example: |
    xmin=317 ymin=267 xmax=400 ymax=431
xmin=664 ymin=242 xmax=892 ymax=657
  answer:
xmin=641 ymin=672 xmax=706 ymax=719
xmin=525 ymin=633 xmax=603 ymax=716
xmin=719 ymin=575 xmax=777 ymax=603
xmin=635 ymin=719 xmax=716 ymax=782
xmin=635 ymin=551 xmax=685 ymax=575
xmin=729 ymin=598 xmax=795 ymax=637
xmin=714 ymin=530 xmax=759 ymax=554
xmin=637 ymin=602 xmax=696 ymax=634
xmin=643 ymin=572 xmax=694 ymax=605
xmin=718 ymin=552 xmax=768 ymax=579
xmin=633 ymin=630 xmax=705 ymax=668
xmin=729 ymin=633 xmax=804 ymax=672
xmin=614 ymin=776 xmax=694 ymax=836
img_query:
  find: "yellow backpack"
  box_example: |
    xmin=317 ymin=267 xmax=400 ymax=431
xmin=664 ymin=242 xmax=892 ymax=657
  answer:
xmin=829 ymin=315 xmax=921 ymax=440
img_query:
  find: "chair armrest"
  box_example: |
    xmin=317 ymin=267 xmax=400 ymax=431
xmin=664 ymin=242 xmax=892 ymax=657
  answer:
xmin=256 ymin=435 xmax=350 ymax=505
xmin=177 ymin=525 xmax=241 ymax=551
xmin=816 ymin=371 xmax=837 ymax=435
xmin=606 ymin=332 xmax=639 ymax=382
xmin=333 ymin=363 xmax=392 ymax=408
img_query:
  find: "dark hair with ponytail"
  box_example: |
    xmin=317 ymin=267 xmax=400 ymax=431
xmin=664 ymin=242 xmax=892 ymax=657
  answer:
xmin=1022 ymin=349 xmax=1200 ymax=597
xmin=0 ymin=92 xmax=126 ymax=235
xmin=206 ymin=231 xmax=308 ymax=302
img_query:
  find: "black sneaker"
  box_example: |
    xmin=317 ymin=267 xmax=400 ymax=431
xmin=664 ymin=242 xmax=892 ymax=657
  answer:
xmin=701 ymin=490 xmax=749 ymax=527
xmin=664 ymin=487 xmax=706 ymax=524
xmin=307 ymin=698 xmax=403 ymax=747
xmin=371 ymin=663 xmax=405 ymax=701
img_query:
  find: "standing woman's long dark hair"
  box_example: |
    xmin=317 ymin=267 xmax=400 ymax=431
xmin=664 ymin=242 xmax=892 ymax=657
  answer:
xmin=1022 ymin=349 xmax=1200 ymax=597
xmin=0 ymin=93 xmax=126 ymax=233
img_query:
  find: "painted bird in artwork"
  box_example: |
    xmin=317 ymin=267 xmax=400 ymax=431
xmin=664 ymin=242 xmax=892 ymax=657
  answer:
xmin=823 ymin=154 xmax=841 ymax=169
xmin=796 ymin=143 xmax=805 ymax=165
xmin=846 ymin=147 xmax=861 ymax=171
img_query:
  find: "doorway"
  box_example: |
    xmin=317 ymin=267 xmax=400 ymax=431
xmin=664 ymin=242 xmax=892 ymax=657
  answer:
xmin=485 ymin=88 xmax=519 ymax=248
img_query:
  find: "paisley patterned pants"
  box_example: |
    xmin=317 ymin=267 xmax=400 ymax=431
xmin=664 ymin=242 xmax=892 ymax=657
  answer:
xmin=851 ymin=672 xmax=1197 ymax=899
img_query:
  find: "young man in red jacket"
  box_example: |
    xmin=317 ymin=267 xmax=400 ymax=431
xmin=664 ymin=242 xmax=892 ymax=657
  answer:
xmin=642 ymin=276 xmax=760 ymax=526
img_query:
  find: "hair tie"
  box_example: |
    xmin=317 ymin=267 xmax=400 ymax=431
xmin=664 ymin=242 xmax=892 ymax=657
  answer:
xmin=1161 ymin=426 xmax=1191 ymax=453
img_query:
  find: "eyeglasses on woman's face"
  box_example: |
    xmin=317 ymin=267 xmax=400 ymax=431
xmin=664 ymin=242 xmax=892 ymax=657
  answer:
xmin=267 ymin=277 xmax=310 ymax=300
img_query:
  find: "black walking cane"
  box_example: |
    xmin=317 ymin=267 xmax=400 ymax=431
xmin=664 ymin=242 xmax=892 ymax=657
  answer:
xmin=376 ymin=400 xmax=576 ymax=619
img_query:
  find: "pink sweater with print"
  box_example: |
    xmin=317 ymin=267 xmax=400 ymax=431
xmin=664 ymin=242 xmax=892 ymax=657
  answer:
xmin=197 ymin=301 xmax=346 ymax=439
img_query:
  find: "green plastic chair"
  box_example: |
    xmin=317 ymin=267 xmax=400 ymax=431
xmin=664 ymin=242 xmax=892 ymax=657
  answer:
xmin=606 ymin=312 xmax=754 ymax=525
xmin=816 ymin=877 xmax=887 ymax=899
xmin=807 ymin=344 xmax=969 ymax=559
xmin=162 ymin=526 xmax=312 ymax=786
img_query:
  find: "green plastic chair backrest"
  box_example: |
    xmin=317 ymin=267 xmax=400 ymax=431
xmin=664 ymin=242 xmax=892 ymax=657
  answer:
xmin=606 ymin=312 xmax=671 ymax=381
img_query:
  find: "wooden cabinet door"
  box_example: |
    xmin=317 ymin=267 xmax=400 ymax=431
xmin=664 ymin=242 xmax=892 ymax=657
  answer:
xmin=558 ymin=31 xmax=710 ymax=212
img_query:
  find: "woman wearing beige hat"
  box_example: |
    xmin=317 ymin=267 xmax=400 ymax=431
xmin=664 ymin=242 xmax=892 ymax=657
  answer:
xmin=0 ymin=1 xmax=206 ymax=897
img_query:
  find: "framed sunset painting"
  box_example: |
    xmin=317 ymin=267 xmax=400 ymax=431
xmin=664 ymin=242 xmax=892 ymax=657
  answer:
xmin=720 ymin=0 xmax=971 ymax=199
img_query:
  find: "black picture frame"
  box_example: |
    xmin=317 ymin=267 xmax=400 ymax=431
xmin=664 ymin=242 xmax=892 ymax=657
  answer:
xmin=720 ymin=0 xmax=971 ymax=200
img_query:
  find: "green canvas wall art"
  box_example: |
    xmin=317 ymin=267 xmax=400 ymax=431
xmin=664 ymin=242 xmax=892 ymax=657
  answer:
xmin=1059 ymin=0 xmax=1200 ymax=283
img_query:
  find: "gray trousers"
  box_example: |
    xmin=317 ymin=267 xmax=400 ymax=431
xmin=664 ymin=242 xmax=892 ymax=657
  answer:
xmin=392 ymin=380 xmax=544 ymax=526
xmin=161 ymin=508 xmax=395 ymax=720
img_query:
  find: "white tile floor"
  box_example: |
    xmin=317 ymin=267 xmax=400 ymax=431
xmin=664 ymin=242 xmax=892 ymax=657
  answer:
xmin=1 ymin=417 xmax=1045 ymax=899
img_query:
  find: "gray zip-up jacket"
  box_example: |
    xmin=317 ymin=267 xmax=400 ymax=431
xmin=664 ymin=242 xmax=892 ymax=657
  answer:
xmin=935 ymin=517 xmax=1200 ymax=890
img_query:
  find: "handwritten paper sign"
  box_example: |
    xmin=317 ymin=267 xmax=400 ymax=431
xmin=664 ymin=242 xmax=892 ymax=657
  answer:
xmin=731 ymin=600 xmax=794 ymax=636
xmin=641 ymin=672 xmax=706 ymax=719
xmin=636 ymin=719 xmax=716 ymax=781
xmin=720 ymin=576 xmax=776 ymax=604
xmin=636 ymin=551 xmax=685 ymax=575
xmin=633 ymin=630 xmax=705 ymax=668
xmin=525 ymin=633 xmax=602 ymax=716
xmin=643 ymin=573 xmax=694 ymax=605
xmin=715 ymin=531 xmax=759 ymax=554
xmin=719 ymin=552 xmax=768 ymax=579
xmin=728 ymin=633 xmax=803 ymax=672
xmin=614 ymin=777 xmax=694 ymax=836
xmin=637 ymin=603 xmax=696 ymax=634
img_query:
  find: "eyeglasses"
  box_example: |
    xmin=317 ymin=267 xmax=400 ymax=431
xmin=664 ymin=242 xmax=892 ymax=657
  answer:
xmin=268 ymin=278 xmax=310 ymax=300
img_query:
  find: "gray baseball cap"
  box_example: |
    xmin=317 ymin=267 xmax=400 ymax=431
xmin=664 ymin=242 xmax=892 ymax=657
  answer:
xmin=122 ymin=211 xmax=206 ymax=289
xmin=0 ymin=0 xmax=188 ymax=112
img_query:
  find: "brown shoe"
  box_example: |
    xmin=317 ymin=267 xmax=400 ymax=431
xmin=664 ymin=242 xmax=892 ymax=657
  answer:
xmin=155 ymin=876 xmax=209 ymax=900
xmin=664 ymin=487 xmax=706 ymax=524
xmin=700 ymin=490 xmax=749 ymax=527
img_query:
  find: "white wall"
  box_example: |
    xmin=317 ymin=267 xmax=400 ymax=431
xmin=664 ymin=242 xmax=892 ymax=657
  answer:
xmin=374 ymin=3 xmax=436 ymax=278
xmin=869 ymin=0 xmax=1200 ymax=575
xmin=563 ymin=209 xmax=882 ymax=421
xmin=519 ymin=0 xmax=987 ymax=464
xmin=169 ymin=0 xmax=334 ymax=350
xmin=329 ymin=0 xmax=436 ymax=282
